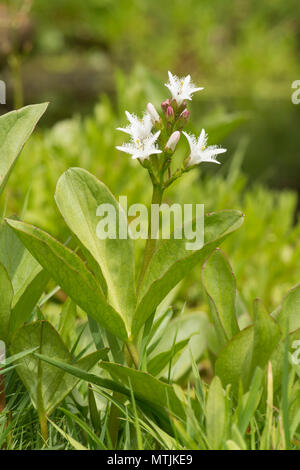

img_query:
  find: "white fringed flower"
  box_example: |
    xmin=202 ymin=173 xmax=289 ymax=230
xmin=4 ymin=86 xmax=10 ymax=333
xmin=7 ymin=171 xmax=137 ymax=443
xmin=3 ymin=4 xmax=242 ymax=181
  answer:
xmin=116 ymin=131 xmax=162 ymax=161
xmin=165 ymin=71 xmax=203 ymax=105
xmin=117 ymin=111 xmax=153 ymax=140
xmin=183 ymin=129 xmax=226 ymax=166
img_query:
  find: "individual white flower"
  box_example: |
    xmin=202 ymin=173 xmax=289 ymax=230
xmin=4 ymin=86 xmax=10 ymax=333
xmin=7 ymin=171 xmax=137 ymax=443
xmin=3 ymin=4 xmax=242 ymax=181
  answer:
xmin=147 ymin=102 xmax=160 ymax=123
xmin=117 ymin=111 xmax=153 ymax=140
xmin=165 ymin=71 xmax=203 ymax=105
xmin=116 ymin=131 xmax=162 ymax=161
xmin=183 ymin=129 xmax=227 ymax=166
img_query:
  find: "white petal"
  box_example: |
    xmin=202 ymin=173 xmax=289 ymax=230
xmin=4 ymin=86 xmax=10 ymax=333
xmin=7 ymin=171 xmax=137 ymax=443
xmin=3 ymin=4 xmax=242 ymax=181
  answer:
xmin=198 ymin=128 xmax=207 ymax=148
xmin=191 ymin=87 xmax=204 ymax=93
xmin=116 ymin=127 xmax=131 ymax=135
xmin=116 ymin=145 xmax=135 ymax=155
xmin=125 ymin=111 xmax=135 ymax=123
xmin=149 ymin=130 xmax=161 ymax=144
xmin=182 ymin=131 xmax=196 ymax=151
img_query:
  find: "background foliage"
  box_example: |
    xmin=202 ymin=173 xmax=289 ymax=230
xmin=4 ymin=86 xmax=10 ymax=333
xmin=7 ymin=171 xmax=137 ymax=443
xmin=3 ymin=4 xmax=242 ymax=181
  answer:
xmin=0 ymin=0 xmax=300 ymax=451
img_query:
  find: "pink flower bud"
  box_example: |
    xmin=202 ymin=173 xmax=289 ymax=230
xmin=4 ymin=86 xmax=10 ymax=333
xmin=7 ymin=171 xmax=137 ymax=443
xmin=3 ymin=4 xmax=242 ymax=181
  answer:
xmin=180 ymin=109 xmax=190 ymax=120
xmin=165 ymin=131 xmax=180 ymax=152
xmin=161 ymin=99 xmax=171 ymax=112
xmin=166 ymin=105 xmax=174 ymax=122
xmin=147 ymin=102 xmax=160 ymax=123
xmin=176 ymin=108 xmax=190 ymax=129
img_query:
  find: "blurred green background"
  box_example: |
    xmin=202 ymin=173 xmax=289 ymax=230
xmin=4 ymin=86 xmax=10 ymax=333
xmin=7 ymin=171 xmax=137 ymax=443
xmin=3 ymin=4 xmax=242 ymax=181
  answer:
xmin=1 ymin=0 xmax=300 ymax=189
xmin=0 ymin=0 xmax=300 ymax=314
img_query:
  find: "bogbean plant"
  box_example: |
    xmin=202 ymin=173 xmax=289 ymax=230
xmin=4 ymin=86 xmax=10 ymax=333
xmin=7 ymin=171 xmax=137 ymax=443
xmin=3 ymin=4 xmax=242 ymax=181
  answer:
xmin=0 ymin=72 xmax=300 ymax=449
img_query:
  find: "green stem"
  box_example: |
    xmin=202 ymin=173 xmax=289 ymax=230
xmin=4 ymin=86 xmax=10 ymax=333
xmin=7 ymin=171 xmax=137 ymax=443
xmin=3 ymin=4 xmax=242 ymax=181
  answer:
xmin=137 ymin=184 xmax=164 ymax=294
xmin=125 ymin=342 xmax=139 ymax=369
xmin=38 ymin=412 xmax=48 ymax=442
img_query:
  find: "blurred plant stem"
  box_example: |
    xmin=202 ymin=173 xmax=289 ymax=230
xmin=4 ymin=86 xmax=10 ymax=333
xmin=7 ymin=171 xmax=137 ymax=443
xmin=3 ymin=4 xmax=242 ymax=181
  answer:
xmin=0 ymin=342 xmax=5 ymax=413
xmin=0 ymin=374 xmax=5 ymax=413
xmin=137 ymin=184 xmax=164 ymax=294
xmin=8 ymin=54 xmax=24 ymax=109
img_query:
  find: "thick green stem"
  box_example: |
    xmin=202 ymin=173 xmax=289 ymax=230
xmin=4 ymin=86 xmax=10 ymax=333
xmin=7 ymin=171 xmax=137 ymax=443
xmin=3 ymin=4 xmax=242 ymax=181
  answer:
xmin=38 ymin=412 xmax=49 ymax=442
xmin=125 ymin=342 xmax=139 ymax=369
xmin=137 ymin=185 xmax=164 ymax=294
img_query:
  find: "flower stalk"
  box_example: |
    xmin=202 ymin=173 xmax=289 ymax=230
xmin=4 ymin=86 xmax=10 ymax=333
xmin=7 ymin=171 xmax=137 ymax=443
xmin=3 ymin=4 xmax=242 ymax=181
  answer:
xmin=116 ymin=70 xmax=228 ymax=329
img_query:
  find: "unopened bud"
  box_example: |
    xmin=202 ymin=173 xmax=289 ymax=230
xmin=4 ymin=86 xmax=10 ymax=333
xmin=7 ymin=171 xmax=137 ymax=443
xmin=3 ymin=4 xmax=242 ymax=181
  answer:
xmin=147 ymin=102 xmax=160 ymax=123
xmin=165 ymin=131 xmax=180 ymax=152
xmin=161 ymin=99 xmax=171 ymax=112
xmin=176 ymin=108 xmax=190 ymax=129
xmin=166 ymin=105 xmax=174 ymax=123
xmin=180 ymin=109 xmax=190 ymax=120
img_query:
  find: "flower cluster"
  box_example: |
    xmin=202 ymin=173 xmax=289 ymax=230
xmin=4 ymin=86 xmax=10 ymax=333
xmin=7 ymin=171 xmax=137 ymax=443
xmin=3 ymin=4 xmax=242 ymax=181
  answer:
xmin=116 ymin=71 xmax=226 ymax=187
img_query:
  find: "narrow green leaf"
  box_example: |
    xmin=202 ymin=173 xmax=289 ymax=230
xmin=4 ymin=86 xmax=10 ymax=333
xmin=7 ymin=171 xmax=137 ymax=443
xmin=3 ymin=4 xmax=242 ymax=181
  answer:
xmin=206 ymin=376 xmax=226 ymax=450
xmin=147 ymin=312 xmax=209 ymax=380
xmin=147 ymin=338 xmax=190 ymax=377
xmin=88 ymin=384 xmax=101 ymax=434
xmin=237 ymin=367 xmax=263 ymax=435
xmin=60 ymin=406 xmax=106 ymax=450
xmin=48 ymin=419 xmax=87 ymax=450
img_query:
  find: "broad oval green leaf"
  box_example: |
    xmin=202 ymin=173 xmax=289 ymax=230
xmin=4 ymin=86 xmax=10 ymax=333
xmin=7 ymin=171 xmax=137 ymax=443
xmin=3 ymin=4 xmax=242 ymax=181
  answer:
xmin=250 ymin=299 xmax=281 ymax=377
xmin=133 ymin=210 xmax=244 ymax=338
xmin=202 ymin=249 xmax=239 ymax=345
xmin=215 ymin=327 xmax=253 ymax=393
xmin=276 ymin=284 xmax=300 ymax=335
xmin=6 ymin=218 xmax=129 ymax=341
xmin=55 ymin=168 xmax=136 ymax=332
xmin=215 ymin=299 xmax=281 ymax=392
xmin=0 ymin=103 xmax=48 ymax=196
xmin=11 ymin=320 xmax=108 ymax=416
